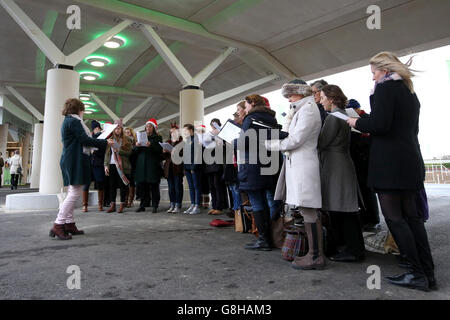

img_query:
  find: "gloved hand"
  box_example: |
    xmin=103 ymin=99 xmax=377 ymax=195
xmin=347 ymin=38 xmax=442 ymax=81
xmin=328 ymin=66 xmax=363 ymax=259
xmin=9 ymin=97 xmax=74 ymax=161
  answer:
xmin=265 ymin=139 xmax=281 ymax=151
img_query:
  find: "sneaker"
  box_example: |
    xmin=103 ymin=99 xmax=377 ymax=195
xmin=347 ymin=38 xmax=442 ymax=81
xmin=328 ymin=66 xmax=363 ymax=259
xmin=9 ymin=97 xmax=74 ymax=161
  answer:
xmin=184 ymin=204 xmax=194 ymax=214
xmin=167 ymin=204 xmax=175 ymax=213
xmin=172 ymin=205 xmax=181 ymax=214
xmin=190 ymin=206 xmax=201 ymax=215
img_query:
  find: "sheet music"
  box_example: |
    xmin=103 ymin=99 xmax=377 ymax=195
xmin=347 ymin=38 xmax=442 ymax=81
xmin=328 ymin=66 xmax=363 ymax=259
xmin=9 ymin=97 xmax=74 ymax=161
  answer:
xmin=97 ymin=124 xmax=117 ymax=140
xmin=330 ymin=112 xmax=350 ymax=121
xmin=218 ymin=120 xmax=242 ymax=144
xmin=159 ymin=142 xmax=174 ymax=152
xmin=137 ymin=131 xmax=148 ymax=145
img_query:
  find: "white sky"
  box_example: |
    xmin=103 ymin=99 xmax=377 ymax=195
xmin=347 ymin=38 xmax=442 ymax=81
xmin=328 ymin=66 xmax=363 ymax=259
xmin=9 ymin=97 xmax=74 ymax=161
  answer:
xmin=205 ymin=45 xmax=450 ymax=160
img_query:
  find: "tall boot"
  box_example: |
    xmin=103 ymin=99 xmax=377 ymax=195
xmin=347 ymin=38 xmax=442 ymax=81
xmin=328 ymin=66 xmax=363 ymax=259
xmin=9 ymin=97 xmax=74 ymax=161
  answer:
xmin=106 ymin=202 xmax=116 ymax=213
xmin=49 ymin=223 xmax=72 ymax=240
xmin=98 ymin=190 xmax=104 ymax=211
xmin=245 ymin=210 xmax=271 ymax=251
xmin=127 ymin=186 xmax=135 ymax=208
xmin=82 ymin=190 xmax=89 ymax=212
xmin=292 ymin=219 xmax=326 ymax=270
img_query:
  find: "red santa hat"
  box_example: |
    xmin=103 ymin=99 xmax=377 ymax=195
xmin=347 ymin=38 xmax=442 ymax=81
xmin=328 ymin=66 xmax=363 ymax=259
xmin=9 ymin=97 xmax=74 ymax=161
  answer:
xmin=263 ymin=97 xmax=271 ymax=109
xmin=146 ymin=118 xmax=158 ymax=129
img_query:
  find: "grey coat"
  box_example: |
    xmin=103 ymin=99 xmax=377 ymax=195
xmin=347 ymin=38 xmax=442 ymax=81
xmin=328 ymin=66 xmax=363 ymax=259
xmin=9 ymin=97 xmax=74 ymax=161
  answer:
xmin=318 ymin=108 xmax=359 ymax=212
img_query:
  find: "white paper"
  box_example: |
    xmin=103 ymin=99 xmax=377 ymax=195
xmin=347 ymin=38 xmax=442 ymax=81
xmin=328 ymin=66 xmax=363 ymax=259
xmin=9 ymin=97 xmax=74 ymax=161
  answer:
xmin=330 ymin=112 xmax=350 ymax=121
xmin=97 ymin=124 xmax=117 ymax=140
xmin=218 ymin=120 xmax=242 ymax=144
xmin=137 ymin=131 xmax=148 ymax=145
xmin=159 ymin=142 xmax=173 ymax=152
xmin=345 ymin=108 xmax=360 ymax=118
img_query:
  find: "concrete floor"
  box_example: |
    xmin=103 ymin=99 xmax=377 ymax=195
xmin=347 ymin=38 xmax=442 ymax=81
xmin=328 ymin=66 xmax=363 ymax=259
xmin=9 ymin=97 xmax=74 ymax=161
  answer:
xmin=0 ymin=186 xmax=448 ymax=300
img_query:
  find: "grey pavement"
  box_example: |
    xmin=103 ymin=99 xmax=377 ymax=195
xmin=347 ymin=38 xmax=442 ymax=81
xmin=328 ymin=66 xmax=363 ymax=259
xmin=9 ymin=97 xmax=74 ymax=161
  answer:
xmin=0 ymin=186 xmax=449 ymax=300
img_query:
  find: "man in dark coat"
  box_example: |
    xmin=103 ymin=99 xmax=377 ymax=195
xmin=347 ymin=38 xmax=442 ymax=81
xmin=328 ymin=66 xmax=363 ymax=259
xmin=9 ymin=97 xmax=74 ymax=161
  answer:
xmin=135 ymin=118 xmax=163 ymax=213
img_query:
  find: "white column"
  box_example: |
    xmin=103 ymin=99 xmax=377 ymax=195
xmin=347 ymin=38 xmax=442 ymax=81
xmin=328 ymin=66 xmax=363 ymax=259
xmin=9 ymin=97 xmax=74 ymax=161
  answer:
xmin=39 ymin=68 xmax=79 ymax=194
xmin=179 ymin=88 xmax=204 ymax=126
xmin=0 ymin=123 xmax=8 ymax=186
xmin=22 ymin=131 xmax=31 ymax=184
xmin=30 ymin=122 xmax=43 ymax=188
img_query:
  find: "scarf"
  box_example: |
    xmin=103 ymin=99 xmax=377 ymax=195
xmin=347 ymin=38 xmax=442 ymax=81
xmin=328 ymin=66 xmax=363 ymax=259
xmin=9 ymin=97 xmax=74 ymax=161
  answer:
xmin=70 ymin=114 xmax=93 ymax=155
xmin=371 ymin=72 xmax=403 ymax=95
xmin=111 ymin=137 xmax=130 ymax=186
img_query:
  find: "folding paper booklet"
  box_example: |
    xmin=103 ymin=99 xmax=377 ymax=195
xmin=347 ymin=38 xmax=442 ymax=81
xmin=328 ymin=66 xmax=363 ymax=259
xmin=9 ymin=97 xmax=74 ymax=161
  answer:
xmin=330 ymin=111 xmax=350 ymax=121
xmin=97 ymin=123 xmax=117 ymax=140
xmin=217 ymin=119 xmax=242 ymax=144
xmin=159 ymin=142 xmax=174 ymax=152
xmin=345 ymin=108 xmax=362 ymax=133
xmin=137 ymin=131 xmax=148 ymax=145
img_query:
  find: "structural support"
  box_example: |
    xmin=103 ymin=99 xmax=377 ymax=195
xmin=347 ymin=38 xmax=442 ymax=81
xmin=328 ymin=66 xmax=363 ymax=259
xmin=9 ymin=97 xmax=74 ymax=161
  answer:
xmin=39 ymin=68 xmax=79 ymax=194
xmin=193 ymin=47 xmax=235 ymax=86
xmin=90 ymin=93 xmax=119 ymax=121
xmin=6 ymin=86 xmax=44 ymax=121
xmin=30 ymin=122 xmax=43 ymax=188
xmin=180 ymin=88 xmax=204 ymax=127
xmin=141 ymin=24 xmax=193 ymax=86
xmin=122 ymin=97 xmax=153 ymax=125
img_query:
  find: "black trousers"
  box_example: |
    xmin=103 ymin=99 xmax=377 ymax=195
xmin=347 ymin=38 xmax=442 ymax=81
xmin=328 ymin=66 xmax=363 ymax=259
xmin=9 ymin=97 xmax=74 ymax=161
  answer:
xmin=108 ymin=164 xmax=129 ymax=203
xmin=377 ymin=190 xmax=434 ymax=276
xmin=329 ymin=211 xmax=365 ymax=257
xmin=207 ymin=171 xmax=227 ymax=210
xmin=10 ymin=174 xmax=19 ymax=189
xmin=138 ymin=182 xmax=161 ymax=208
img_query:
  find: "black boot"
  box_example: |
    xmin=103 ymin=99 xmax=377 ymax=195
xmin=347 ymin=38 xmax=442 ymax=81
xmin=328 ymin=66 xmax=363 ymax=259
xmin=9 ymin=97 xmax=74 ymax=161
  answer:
xmin=386 ymin=271 xmax=430 ymax=292
xmin=245 ymin=210 xmax=271 ymax=251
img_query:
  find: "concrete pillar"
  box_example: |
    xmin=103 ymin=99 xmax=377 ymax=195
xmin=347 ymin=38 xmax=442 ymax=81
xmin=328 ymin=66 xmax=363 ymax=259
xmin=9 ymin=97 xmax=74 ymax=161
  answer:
xmin=22 ymin=131 xmax=31 ymax=184
xmin=179 ymin=87 xmax=204 ymax=126
xmin=39 ymin=67 xmax=79 ymax=194
xmin=30 ymin=122 xmax=43 ymax=188
xmin=0 ymin=123 xmax=8 ymax=186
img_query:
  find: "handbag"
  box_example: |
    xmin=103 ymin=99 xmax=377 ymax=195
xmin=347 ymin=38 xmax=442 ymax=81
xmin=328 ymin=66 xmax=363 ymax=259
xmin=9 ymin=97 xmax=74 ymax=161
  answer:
xmin=209 ymin=219 xmax=234 ymax=228
xmin=16 ymin=165 xmax=22 ymax=175
xmin=281 ymin=225 xmax=308 ymax=261
xmin=271 ymin=211 xmax=294 ymax=249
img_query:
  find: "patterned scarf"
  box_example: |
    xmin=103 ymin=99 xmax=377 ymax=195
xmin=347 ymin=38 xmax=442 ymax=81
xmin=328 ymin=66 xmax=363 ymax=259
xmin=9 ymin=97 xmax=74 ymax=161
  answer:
xmin=371 ymin=72 xmax=403 ymax=95
xmin=111 ymin=137 xmax=130 ymax=186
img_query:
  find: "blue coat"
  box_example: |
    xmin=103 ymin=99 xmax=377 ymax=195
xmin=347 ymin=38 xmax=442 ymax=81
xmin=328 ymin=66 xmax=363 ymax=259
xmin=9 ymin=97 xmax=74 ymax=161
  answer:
xmin=60 ymin=116 xmax=107 ymax=186
xmin=236 ymin=105 xmax=282 ymax=191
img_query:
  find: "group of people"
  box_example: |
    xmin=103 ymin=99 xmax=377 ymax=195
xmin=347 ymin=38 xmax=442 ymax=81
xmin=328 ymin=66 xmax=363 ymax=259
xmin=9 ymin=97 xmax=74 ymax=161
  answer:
xmin=51 ymin=51 xmax=436 ymax=292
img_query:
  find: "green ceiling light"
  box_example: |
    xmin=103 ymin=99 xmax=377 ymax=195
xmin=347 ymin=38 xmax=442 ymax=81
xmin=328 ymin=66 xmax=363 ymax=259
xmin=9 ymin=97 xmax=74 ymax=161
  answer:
xmin=83 ymin=101 xmax=97 ymax=107
xmin=85 ymin=107 xmax=99 ymax=112
xmin=79 ymin=71 xmax=102 ymax=81
xmin=84 ymin=110 xmax=93 ymax=114
xmin=104 ymin=35 xmax=127 ymax=49
xmin=79 ymin=93 xmax=91 ymax=101
xmin=85 ymin=55 xmax=111 ymax=67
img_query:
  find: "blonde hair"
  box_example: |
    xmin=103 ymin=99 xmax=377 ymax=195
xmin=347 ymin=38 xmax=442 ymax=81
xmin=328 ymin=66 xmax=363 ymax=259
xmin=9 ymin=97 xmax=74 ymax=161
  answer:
xmin=125 ymin=127 xmax=137 ymax=142
xmin=369 ymin=51 xmax=416 ymax=93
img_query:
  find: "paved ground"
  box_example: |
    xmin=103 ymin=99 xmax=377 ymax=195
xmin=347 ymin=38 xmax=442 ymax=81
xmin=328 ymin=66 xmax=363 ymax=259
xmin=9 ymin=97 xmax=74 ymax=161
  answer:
xmin=0 ymin=185 xmax=448 ymax=300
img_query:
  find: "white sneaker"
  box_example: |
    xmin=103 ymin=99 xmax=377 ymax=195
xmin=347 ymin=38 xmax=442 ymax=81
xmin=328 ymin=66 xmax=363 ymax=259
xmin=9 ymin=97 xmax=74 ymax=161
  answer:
xmin=189 ymin=206 xmax=201 ymax=215
xmin=172 ymin=205 xmax=181 ymax=213
xmin=167 ymin=204 xmax=175 ymax=213
xmin=184 ymin=204 xmax=194 ymax=214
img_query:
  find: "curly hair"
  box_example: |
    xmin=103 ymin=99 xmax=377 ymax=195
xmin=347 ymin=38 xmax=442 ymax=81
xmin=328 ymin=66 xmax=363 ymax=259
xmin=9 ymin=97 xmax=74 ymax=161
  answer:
xmin=62 ymin=98 xmax=85 ymax=116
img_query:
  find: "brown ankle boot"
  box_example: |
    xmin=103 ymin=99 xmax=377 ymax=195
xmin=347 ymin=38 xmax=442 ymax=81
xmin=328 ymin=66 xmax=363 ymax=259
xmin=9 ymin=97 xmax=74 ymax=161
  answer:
xmin=82 ymin=190 xmax=89 ymax=212
xmin=98 ymin=190 xmax=104 ymax=211
xmin=292 ymin=219 xmax=326 ymax=270
xmin=65 ymin=222 xmax=85 ymax=235
xmin=106 ymin=203 xmax=116 ymax=213
xmin=118 ymin=202 xmax=126 ymax=213
xmin=127 ymin=187 xmax=135 ymax=208
xmin=49 ymin=223 xmax=72 ymax=240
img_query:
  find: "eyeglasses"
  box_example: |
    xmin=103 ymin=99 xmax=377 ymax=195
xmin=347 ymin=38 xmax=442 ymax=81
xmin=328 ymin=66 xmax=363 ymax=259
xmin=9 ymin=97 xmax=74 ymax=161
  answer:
xmin=313 ymin=90 xmax=320 ymax=95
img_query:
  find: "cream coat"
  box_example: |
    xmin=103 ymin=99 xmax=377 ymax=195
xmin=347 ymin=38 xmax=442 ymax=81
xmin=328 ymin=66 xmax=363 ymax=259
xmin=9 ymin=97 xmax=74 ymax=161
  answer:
xmin=268 ymin=96 xmax=322 ymax=208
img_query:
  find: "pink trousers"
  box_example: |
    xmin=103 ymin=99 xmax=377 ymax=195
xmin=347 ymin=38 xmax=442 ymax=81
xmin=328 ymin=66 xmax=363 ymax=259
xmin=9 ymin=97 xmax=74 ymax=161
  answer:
xmin=55 ymin=185 xmax=83 ymax=225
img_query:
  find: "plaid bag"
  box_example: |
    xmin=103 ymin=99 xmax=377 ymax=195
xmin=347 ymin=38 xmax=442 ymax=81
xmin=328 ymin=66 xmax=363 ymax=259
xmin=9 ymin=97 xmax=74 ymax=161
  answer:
xmin=281 ymin=225 xmax=308 ymax=261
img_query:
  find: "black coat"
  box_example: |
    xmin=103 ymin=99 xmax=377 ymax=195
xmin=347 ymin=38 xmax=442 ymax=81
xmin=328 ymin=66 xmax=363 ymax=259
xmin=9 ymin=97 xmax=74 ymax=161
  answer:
xmin=236 ymin=105 xmax=281 ymax=191
xmin=91 ymin=131 xmax=107 ymax=167
xmin=355 ymin=80 xmax=425 ymax=190
xmin=60 ymin=116 xmax=107 ymax=186
xmin=134 ymin=133 xmax=163 ymax=184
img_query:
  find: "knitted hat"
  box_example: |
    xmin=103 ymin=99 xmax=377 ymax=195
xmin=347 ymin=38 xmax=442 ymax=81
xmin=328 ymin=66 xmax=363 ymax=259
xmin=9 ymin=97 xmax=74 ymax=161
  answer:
xmin=114 ymin=119 xmax=123 ymax=128
xmin=281 ymin=79 xmax=312 ymax=98
xmin=146 ymin=118 xmax=157 ymax=129
xmin=91 ymin=120 xmax=101 ymax=131
xmin=347 ymin=99 xmax=361 ymax=110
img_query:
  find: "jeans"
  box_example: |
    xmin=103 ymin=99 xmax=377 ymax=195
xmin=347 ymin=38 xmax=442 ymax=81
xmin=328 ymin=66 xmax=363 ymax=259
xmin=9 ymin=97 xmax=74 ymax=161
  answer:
xmin=266 ymin=189 xmax=282 ymax=219
xmin=185 ymin=169 xmax=202 ymax=205
xmin=229 ymin=183 xmax=242 ymax=210
xmin=167 ymin=173 xmax=183 ymax=205
xmin=247 ymin=190 xmax=270 ymax=212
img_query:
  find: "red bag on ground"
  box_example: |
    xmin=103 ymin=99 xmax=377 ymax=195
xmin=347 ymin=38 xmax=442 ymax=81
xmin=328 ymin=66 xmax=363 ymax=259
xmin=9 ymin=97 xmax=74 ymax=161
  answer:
xmin=209 ymin=219 xmax=235 ymax=227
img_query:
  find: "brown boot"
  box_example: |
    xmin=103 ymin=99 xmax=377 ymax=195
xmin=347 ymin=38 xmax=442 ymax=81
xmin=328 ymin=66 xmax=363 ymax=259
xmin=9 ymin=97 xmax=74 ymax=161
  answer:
xmin=292 ymin=219 xmax=326 ymax=270
xmin=82 ymin=190 xmax=89 ymax=212
xmin=49 ymin=223 xmax=72 ymax=240
xmin=106 ymin=202 xmax=116 ymax=213
xmin=65 ymin=222 xmax=85 ymax=235
xmin=118 ymin=202 xmax=126 ymax=213
xmin=127 ymin=186 xmax=135 ymax=208
xmin=98 ymin=190 xmax=104 ymax=211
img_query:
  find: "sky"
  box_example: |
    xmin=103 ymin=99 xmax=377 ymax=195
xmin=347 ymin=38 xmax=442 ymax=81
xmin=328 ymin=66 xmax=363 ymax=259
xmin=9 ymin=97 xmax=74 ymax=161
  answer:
xmin=205 ymin=45 xmax=450 ymax=160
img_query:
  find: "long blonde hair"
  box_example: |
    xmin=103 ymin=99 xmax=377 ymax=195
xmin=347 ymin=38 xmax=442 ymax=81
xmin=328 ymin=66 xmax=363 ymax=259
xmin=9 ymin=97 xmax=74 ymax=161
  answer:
xmin=369 ymin=51 xmax=416 ymax=93
xmin=125 ymin=127 xmax=137 ymax=142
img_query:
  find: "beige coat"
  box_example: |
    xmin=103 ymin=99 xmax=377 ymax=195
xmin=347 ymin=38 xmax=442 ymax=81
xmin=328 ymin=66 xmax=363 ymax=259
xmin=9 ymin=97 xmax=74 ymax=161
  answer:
xmin=268 ymin=96 xmax=322 ymax=208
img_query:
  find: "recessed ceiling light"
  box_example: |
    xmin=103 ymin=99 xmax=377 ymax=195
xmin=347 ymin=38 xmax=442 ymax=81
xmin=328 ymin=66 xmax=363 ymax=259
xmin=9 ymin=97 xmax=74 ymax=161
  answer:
xmin=83 ymin=101 xmax=97 ymax=107
xmin=79 ymin=93 xmax=91 ymax=101
xmin=84 ymin=110 xmax=93 ymax=114
xmin=86 ymin=56 xmax=111 ymax=67
xmin=79 ymin=71 xmax=102 ymax=81
xmin=104 ymin=35 xmax=126 ymax=49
